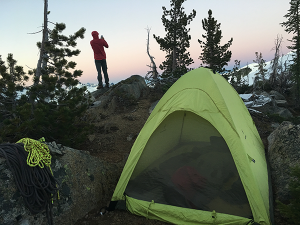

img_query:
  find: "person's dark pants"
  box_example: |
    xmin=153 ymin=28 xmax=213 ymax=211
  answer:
xmin=95 ymin=59 xmax=109 ymax=86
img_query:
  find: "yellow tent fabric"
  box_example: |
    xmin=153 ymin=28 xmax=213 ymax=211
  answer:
xmin=111 ymin=68 xmax=271 ymax=225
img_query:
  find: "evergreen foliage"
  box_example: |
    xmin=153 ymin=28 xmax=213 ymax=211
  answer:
xmin=198 ymin=9 xmax=233 ymax=77
xmin=253 ymin=52 xmax=267 ymax=90
xmin=0 ymin=54 xmax=29 ymax=137
xmin=277 ymin=166 xmax=300 ymax=225
xmin=228 ymin=60 xmax=251 ymax=93
xmin=277 ymin=54 xmax=294 ymax=94
xmin=229 ymin=60 xmax=241 ymax=85
xmin=153 ymin=0 xmax=196 ymax=82
xmin=29 ymin=23 xmax=86 ymax=106
xmin=281 ymin=0 xmax=300 ymax=107
xmin=0 ymin=24 xmax=91 ymax=147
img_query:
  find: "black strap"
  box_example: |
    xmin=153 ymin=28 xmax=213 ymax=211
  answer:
xmin=106 ymin=201 xmax=118 ymax=211
xmin=99 ymin=200 xmax=118 ymax=216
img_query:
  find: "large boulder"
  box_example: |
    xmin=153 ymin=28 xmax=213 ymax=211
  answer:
xmin=252 ymin=104 xmax=293 ymax=119
xmin=115 ymin=75 xmax=149 ymax=99
xmin=275 ymin=100 xmax=288 ymax=107
xmin=0 ymin=142 xmax=120 ymax=225
xmin=261 ymin=91 xmax=271 ymax=98
xmin=267 ymin=121 xmax=300 ymax=204
xmin=268 ymin=90 xmax=288 ymax=107
xmin=269 ymin=90 xmax=286 ymax=101
xmin=90 ymin=75 xmax=149 ymax=112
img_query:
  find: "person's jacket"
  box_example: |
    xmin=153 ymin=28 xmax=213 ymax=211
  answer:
xmin=90 ymin=31 xmax=109 ymax=60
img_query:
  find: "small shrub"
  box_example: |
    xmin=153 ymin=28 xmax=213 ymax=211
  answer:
xmin=277 ymin=166 xmax=300 ymax=225
xmin=113 ymin=89 xmax=137 ymax=108
xmin=262 ymin=80 xmax=273 ymax=92
xmin=234 ymin=84 xmax=251 ymax=94
xmin=290 ymin=116 xmax=300 ymax=125
xmin=267 ymin=113 xmax=285 ymax=123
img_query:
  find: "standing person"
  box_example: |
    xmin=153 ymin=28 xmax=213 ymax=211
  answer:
xmin=90 ymin=31 xmax=109 ymax=89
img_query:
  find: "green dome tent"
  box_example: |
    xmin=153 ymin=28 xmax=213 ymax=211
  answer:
xmin=109 ymin=68 xmax=273 ymax=225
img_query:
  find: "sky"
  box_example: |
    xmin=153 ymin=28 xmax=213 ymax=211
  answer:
xmin=1 ymin=0 xmax=294 ymax=85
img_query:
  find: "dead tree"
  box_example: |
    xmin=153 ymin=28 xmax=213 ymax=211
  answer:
xmin=27 ymin=0 xmax=49 ymax=113
xmin=145 ymin=27 xmax=159 ymax=85
xmin=33 ymin=0 xmax=49 ymax=85
xmin=278 ymin=53 xmax=293 ymax=94
xmin=269 ymin=34 xmax=283 ymax=88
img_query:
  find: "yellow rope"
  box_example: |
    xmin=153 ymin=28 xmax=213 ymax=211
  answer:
xmin=16 ymin=137 xmax=52 ymax=169
xmin=16 ymin=137 xmax=60 ymax=200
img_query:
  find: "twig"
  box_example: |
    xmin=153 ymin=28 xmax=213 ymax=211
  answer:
xmin=27 ymin=30 xmax=43 ymax=35
xmin=26 ymin=65 xmax=34 ymax=70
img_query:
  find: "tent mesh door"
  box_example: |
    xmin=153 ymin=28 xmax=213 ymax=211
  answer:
xmin=125 ymin=111 xmax=252 ymax=218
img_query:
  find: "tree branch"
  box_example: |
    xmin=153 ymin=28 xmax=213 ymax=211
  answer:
xmin=27 ymin=29 xmax=43 ymax=35
xmin=146 ymin=27 xmax=158 ymax=81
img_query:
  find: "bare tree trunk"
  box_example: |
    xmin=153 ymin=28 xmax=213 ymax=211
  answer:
xmin=146 ymin=28 xmax=158 ymax=80
xmin=8 ymin=58 xmax=16 ymax=116
xmin=34 ymin=0 xmax=48 ymax=85
xmin=172 ymin=46 xmax=177 ymax=72
xmin=29 ymin=0 xmax=48 ymax=114
xmin=172 ymin=8 xmax=177 ymax=72
xmin=296 ymin=3 xmax=300 ymax=107
xmin=270 ymin=34 xmax=283 ymax=88
xmin=42 ymin=31 xmax=48 ymax=73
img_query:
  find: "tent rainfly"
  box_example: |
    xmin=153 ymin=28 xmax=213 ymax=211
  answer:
xmin=108 ymin=68 xmax=273 ymax=225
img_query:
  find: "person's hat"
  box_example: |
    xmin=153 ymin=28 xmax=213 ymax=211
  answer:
xmin=91 ymin=31 xmax=99 ymax=37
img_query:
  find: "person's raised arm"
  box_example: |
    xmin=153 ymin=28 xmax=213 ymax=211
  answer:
xmin=101 ymin=36 xmax=109 ymax=48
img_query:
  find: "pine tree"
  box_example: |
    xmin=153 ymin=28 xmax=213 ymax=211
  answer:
xmin=253 ymin=52 xmax=267 ymax=90
xmin=25 ymin=22 xmax=89 ymax=146
xmin=1 ymin=9 xmax=90 ymax=146
xmin=281 ymin=0 xmax=300 ymax=107
xmin=0 ymin=54 xmax=28 ymax=114
xmin=198 ymin=9 xmax=233 ymax=76
xmin=28 ymin=22 xmax=86 ymax=104
xmin=243 ymin=63 xmax=251 ymax=86
xmin=0 ymin=54 xmax=29 ymax=142
xmin=228 ymin=60 xmax=250 ymax=93
xmin=153 ymin=0 xmax=196 ymax=81
xmin=229 ymin=60 xmax=241 ymax=86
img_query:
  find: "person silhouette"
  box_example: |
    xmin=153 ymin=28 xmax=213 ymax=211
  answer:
xmin=90 ymin=31 xmax=109 ymax=89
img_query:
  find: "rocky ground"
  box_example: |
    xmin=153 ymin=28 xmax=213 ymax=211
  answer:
xmin=73 ymin=87 xmax=299 ymax=225
xmin=75 ymin=88 xmax=169 ymax=225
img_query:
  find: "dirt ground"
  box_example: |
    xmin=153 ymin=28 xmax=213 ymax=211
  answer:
xmin=75 ymin=89 xmax=169 ymax=225
xmin=74 ymin=88 xmax=294 ymax=225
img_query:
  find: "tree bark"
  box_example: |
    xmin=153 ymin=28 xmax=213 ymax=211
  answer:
xmin=271 ymin=35 xmax=283 ymax=87
xmin=34 ymin=0 xmax=48 ymax=85
xmin=172 ymin=8 xmax=177 ymax=72
xmin=146 ymin=28 xmax=158 ymax=80
xmin=296 ymin=1 xmax=300 ymax=107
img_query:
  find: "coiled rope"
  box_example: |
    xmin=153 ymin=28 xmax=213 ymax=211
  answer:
xmin=17 ymin=137 xmax=52 ymax=170
xmin=0 ymin=138 xmax=59 ymax=225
